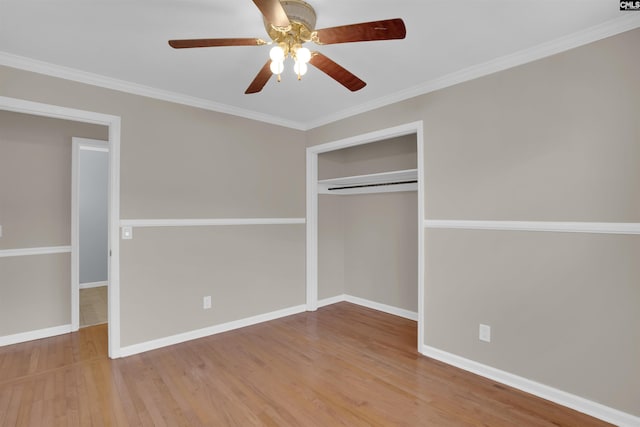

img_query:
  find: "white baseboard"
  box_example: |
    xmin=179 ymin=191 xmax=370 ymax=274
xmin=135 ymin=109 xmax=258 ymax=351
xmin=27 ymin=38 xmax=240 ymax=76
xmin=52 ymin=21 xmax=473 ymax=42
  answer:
xmin=0 ymin=324 xmax=72 ymax=347
xmin=317 ymin=294 xmax=347 ymax=308
xmin=119 ymin=304 xmax=307 ymax=358
xmin=343 ymin=295 xmax=418 ymax=321
xmin=316 ymin=294 xmax=418 ymax=321
xmin=422 ymin=345 xmax=640 ymax=427
xmin=79 ymin=281 xmax=108 ymax=289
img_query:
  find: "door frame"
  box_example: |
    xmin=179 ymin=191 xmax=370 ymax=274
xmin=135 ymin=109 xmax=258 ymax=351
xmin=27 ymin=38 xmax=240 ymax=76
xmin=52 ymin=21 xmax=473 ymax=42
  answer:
xmin=72 ymin=138 xmax=109 ymax=331
xmin=305 ymin=121 xmax=425 ymax=352
xmin=0 ymin=96 xmax=122 ymax=358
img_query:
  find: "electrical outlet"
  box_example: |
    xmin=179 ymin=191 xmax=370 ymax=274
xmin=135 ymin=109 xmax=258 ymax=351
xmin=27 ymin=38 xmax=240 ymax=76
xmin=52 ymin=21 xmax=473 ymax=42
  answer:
xmin=203 ymin=296 xmax=212 ymax=310
xmin=479 ymin=324 xmax=491 ymax=342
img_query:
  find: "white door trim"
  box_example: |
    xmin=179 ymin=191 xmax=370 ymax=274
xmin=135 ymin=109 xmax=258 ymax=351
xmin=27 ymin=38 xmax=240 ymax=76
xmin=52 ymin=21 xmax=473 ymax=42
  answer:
xmin=305 ymin=121 xmax=425 ymax=352
xmin=0 ymin=96 xmax=122 ymax=359
xmin=72 ymin=137 xmax=109 ymax=332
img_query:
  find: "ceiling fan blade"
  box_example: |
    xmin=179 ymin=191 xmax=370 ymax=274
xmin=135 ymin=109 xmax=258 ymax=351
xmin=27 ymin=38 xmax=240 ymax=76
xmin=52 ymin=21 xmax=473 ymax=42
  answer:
xmin=309 ymin=52 xmax=366 ymax=92
xmin=169 ymin=38 xmax=267 ymax=49
xmin=314 ymin=18 xmax=406 ymax=45
xmin=252 ymin=0 xmax=290 ymax=28
xmin=245 ymin=60 xmax=273 ymax=94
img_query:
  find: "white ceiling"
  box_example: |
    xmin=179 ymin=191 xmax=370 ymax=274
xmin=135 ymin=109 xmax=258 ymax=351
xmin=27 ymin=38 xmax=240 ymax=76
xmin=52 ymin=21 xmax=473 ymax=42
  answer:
xmin=0 ymin=1 xmax=638 ymax=129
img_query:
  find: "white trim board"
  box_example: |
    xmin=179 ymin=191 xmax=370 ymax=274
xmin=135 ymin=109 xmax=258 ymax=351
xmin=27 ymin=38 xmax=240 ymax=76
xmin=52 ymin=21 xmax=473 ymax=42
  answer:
xmin=0 ymin=246 xmax=71 ymax=258
xmin=421 ymin=345 xmax=640 ymax=427
xmin=2 ymin=15 xmax=638 ymax=131
xmin=120 ymin=218 xmax=306 ymax=228
xmin=344 ymin=295 xmax=417 ymax=321
xmin=425 ymin=220 xmax=640 ymax=235
xmin=119 ymin=304 xmax=307 ymax=357
xmin=317 ymin=295 xmax=348 ymax=308
xmin=317 ymin=295 xmax=418 ymax=321
xmin=0 ymin=324 xmax=72 ymax=347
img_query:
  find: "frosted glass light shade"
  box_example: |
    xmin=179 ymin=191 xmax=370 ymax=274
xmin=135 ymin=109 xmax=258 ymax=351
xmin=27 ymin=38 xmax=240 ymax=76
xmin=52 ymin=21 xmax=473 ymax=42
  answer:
xmin=270 ymin=60 xmax=284 ymax=74
xmin=296 ymin=47 xmax=311 ymax=63
xmin=294 ymin=60 xmax=308 ymax=76
xmin=269 ymin=46 xmax=285 ymax=62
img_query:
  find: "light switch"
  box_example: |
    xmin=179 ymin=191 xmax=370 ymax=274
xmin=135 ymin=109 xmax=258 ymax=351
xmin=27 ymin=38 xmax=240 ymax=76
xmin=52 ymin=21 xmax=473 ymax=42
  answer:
xmin=0 ymin=225 xmax=2 ymax=237
xmin=121 ymin=226 xmax=133 ymax=240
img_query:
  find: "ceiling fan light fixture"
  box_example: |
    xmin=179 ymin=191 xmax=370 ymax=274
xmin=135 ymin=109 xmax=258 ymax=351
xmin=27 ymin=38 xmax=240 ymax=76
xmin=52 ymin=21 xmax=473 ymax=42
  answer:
xmin=169 ymin=0 xmax=406 ymax=93
xmin=269 ymin=45 xmax=285 ymax=62
xmin=294 ymin=60 xmax=308 ymax=77
xmin=295 ymin=46 xmax=311 ymax=63
xmin=270 ymin=59 xmax=284 ymax=75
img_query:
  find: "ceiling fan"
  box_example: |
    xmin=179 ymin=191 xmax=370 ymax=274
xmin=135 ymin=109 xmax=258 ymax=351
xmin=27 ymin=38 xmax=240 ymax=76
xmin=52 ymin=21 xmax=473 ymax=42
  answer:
xmin=168 ymin=0 xmax=406 ymax=94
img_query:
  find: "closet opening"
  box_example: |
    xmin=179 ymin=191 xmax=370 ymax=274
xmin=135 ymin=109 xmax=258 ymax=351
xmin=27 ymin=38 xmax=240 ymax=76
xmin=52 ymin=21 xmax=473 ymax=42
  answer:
xmin=306 ymin=121 xmax=425 ymax=353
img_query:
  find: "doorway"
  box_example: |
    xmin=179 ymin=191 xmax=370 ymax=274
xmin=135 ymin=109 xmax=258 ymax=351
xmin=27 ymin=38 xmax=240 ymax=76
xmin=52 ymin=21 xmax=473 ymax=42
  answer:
xmin=72 ymin=138 xmax=109 ymax=329
xmin=306 ymin=121 xmax=425 ymax=352
xmin=0 ymin=96 xmax=122 ymax=358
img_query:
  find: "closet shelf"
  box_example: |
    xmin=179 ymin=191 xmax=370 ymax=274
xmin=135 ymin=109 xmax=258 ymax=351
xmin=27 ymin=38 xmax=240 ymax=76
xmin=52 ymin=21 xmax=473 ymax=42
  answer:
xmin=317 ymin=168 xmax=418 ymax=195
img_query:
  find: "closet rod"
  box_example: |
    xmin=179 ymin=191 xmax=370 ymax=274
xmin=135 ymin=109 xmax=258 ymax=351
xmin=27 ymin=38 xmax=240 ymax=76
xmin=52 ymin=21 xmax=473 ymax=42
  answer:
xmin=328 ymin=180 xmax=417 ymax=191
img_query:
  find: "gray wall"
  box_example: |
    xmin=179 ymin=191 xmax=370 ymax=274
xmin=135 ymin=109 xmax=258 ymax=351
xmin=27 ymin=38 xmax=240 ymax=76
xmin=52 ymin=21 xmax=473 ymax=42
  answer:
xmin=318 ymin=137 xmax=418 ymax=311
xmin=1 ymin=64 xmax=306 ymax=348
xmin=0 ymin=111 xmax=107 ymax=335
xmin=79 ymin=148 xmax=108 ymax=284
xmin=308 ymin=28 xmax=640 ymax=416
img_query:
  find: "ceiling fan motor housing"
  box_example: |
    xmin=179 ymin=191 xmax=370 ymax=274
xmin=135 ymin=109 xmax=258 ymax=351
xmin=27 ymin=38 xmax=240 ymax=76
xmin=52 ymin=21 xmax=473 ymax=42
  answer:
xmin=264 ymin=0 xmax=317 ymax=41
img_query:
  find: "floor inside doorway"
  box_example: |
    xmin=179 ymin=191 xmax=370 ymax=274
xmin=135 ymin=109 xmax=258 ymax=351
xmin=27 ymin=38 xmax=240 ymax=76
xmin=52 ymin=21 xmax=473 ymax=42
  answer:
xmin=80 ymin=286 xmax=107 ymax=327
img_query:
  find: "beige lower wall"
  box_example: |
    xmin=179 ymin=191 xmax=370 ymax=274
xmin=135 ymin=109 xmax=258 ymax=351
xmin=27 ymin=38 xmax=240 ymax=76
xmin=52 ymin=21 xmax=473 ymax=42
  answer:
xmin=425 ymin=229 xmax=640 ymax=415
xmin=119 ymin=225 xmax=305 ymax=347
xmin=344 ymin=192 xmax=418 ymax=312
xmin=0 ymin=254 xmax=71 ymax=335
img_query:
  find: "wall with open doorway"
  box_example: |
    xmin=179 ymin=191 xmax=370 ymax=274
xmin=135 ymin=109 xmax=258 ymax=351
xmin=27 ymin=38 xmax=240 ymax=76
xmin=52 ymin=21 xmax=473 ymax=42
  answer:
xmin=305 ymin=29 xmax=640 ymax=423
xmin=1 ymin=64 xmax=306 ymax=355
xmin=0 ymin=110 xmax=107 ymax=340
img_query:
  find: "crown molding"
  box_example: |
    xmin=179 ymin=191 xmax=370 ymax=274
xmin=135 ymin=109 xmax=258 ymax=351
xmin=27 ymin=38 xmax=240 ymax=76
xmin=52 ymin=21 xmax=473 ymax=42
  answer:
xmin=301 ymin=14 xmax=640 ymax=130
xmin=1 ymin=14 xmax=639 ymax=131
xmin=0 ymin=52 xmax=305 ymax=130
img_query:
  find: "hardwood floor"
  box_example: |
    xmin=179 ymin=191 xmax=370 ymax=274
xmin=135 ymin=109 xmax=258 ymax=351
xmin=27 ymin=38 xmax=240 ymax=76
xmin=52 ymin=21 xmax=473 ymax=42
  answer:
xmin=0 ymin=302 xmax=612 ymax=426
xmin=80 ymin=286 xmax=108 ymax=327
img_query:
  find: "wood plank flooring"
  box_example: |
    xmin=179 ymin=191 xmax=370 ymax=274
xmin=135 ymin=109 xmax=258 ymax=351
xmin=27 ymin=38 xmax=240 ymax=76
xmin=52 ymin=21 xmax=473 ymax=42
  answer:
xmin=80 ymin=286 xmax=108 ymax=328
xmin=0 ymin=302 xmax=612 ymax=426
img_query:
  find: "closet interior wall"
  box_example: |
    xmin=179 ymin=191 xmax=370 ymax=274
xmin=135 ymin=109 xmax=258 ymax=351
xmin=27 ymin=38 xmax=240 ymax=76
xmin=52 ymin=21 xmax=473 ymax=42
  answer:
xmin=318 ymin=135 xmax=418 ymax=312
